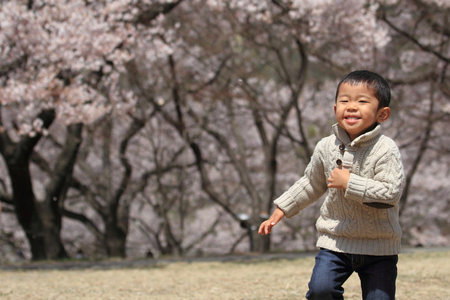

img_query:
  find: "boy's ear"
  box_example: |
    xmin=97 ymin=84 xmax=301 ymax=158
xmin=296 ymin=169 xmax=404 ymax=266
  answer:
xmin=377 ymin=107 xmax=391 ymax=123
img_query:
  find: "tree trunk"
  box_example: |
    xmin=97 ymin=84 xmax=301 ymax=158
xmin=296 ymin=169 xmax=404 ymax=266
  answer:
xmin=252 ymin=231 xmax=271 ymax=253
xmin=1 ymin=109 xmax=56 ymax=260
xmin=0 ymin=110 xmax=83 ymax=260
xmin=104 ymin=217 xmax=127 ymax=257
xmin=39 ymin=123 xmax=83 ymax=259
xmin=103 ymin=200 xmax=128 ymax=258
xmin=8 ymin=161 xmax=47 ymax=260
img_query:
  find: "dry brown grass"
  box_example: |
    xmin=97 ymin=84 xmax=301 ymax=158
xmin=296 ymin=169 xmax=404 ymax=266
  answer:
xmin=0 ymin=249 xmax=449 ymax=300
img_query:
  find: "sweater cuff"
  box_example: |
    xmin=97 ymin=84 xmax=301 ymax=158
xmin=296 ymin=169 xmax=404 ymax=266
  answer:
xmin=273 ymin=191 xmax=300 ymax=218
xmin=345 ymin=173 xmax=367 ymax=203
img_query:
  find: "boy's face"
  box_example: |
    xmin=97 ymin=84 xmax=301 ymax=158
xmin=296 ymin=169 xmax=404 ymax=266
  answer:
xmin=334 ymin=83 xmax=390 ymax=141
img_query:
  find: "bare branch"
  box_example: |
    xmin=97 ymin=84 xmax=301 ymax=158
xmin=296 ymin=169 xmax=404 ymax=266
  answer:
xmin=114 ymin=116 xmax=146 ymax=205
xmin=399 ymin=89 xmax=435 ymax=214
xmin=62 ymin=209 xmax=103 ymax=240
xmin=379 ymin=13 xmax=449 ymax=63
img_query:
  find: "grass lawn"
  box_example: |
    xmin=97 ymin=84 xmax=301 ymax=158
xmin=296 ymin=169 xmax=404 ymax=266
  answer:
xmin=0 ymin=249 xmax=448 ymax=299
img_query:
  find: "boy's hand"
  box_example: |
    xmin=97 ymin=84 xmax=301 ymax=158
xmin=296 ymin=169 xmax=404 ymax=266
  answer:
xmin=327 ymin=168 xmax=350 ymax=189
xmin=258 ymin=208 xmax=285 ymax=235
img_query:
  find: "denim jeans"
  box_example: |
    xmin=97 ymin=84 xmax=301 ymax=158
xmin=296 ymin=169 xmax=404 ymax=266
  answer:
xmin=306 ymin=248 xmax=398 ymax=300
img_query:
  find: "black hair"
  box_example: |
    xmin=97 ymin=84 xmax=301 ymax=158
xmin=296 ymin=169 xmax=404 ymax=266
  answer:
xmin=335 ymin=70 xmax=391 ymax=108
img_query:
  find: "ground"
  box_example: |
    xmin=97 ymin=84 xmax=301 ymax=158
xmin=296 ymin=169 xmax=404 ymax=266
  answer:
xmin=0 ymin=247 xmax=449 ymax=299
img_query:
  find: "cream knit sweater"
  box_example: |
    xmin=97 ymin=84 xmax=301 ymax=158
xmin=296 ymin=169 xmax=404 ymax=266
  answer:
xmin=274 ymin=123 xmax=405 ymax=255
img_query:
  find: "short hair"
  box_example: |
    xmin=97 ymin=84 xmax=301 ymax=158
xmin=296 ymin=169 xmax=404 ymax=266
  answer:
xmin=335 ymin=70 xmax=391 ymax=108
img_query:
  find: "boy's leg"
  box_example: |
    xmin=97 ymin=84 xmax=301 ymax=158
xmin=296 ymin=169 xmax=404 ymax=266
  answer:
xmin=357 ymin=255 xmax=398 ymax=300
xmin=306 ymin=248 xmax=353 ymax=300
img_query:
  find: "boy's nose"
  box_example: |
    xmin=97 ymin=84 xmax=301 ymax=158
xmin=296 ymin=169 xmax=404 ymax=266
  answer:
xmin=346 ymin=103 xmax=358 ymax=110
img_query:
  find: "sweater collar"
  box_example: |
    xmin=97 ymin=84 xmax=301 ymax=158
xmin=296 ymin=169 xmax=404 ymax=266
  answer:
xmin=332 ymin=123 xmax=382 ymax=147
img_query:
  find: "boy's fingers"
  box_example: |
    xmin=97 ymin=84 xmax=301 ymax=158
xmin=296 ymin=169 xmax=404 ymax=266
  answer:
xmin=258 ymin=224 xmax=265 ymax=235
xmin=264 ymin=222 xmax=272 ymax=235
xmin=258 ymin=220 xmax=275 ymax=235
xmin=265 ymin=220 xmax=277 ymax=234
xmin=259 ymin=209 xmax=284 ymax=235
xmin=258 ymin=221 xmax=269 ymax=235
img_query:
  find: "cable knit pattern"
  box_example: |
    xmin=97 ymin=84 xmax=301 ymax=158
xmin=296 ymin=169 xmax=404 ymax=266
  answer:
xmin=274 ymin=123 xmax=405 ymax=255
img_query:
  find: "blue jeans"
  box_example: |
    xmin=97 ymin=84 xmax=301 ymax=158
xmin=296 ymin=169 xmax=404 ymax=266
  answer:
xmin=306 ymin=248 xmax=398 ymax=300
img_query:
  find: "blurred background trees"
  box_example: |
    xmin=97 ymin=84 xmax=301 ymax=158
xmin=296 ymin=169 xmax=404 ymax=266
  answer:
xmin=0 ymin=0 xmax=448 ymax=261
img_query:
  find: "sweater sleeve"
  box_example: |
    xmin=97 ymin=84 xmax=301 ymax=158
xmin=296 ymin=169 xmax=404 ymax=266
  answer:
xmin=345 ymin=142 xmax=405 ymax=208
xmin=274 ymin=140 xmax=329 ymax=218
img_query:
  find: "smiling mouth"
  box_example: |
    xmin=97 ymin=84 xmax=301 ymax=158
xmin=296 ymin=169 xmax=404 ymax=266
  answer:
xmin=344 ymin=116 xmax=360 ymax=124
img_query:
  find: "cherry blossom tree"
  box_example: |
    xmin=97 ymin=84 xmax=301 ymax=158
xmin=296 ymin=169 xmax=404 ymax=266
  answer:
xmin=119 ymin=0 xmax=401 ymax=253
xmin=0 ymin=0 xmax=183 ymax=259
xmin=0 ymin=0 xmax=448 ymax=260
xmin=129 ymin=0 xmax=449 ymax=253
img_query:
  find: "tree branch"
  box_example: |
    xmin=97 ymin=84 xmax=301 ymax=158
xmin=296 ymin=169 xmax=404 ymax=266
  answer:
xmin=399 ymin=88 xmax=435 ymax=214
xmin=45 ymin=123 xmax=83 ymax=205
xmin=379 ymin=13 xmax=449 ymax=63
xmin=114 ymin=116 xmax=146 ymax=205
xmin=62 ymin=209 xmax=103 ymax=240
xmin=136 ymin=0 xmax=185 ymax=26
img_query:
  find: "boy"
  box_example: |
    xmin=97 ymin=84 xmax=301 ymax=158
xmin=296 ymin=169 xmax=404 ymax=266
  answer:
xmin=259 ymin=70 xmax=404 ymax=300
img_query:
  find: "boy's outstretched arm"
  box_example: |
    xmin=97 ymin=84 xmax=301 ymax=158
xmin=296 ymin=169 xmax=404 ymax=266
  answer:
xmin=258 ymin=208 xmax=285 ymax=235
